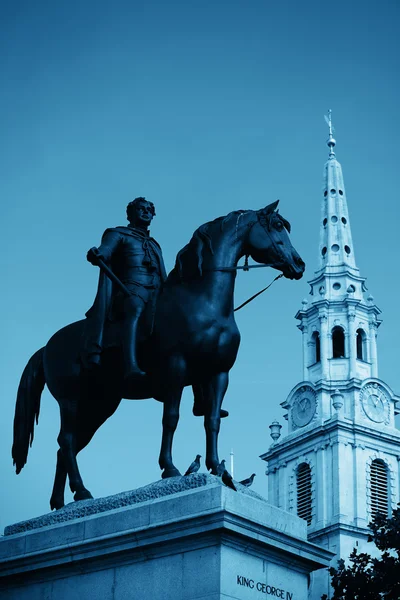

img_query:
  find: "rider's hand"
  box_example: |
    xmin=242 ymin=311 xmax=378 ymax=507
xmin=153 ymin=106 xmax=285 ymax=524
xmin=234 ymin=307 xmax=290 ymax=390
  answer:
xmin=87 ymin=247 xmax=104 ymax=265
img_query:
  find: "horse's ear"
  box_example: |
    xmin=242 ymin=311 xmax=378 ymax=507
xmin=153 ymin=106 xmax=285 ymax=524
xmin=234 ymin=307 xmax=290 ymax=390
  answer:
xmin=263 ymin=200 xmax=279 ymax=215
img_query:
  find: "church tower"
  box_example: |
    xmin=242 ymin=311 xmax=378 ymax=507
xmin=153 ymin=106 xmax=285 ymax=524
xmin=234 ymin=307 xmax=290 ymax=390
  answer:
xmin=260 ymin=112 xmax=400 ymax=599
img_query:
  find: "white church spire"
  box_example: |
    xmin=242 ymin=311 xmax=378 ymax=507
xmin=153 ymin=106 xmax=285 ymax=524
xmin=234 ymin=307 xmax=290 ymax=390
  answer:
xmin=298 ymin=113 xmax=383 ymax=382
xmin=260 ymin=115 xmax=400 ymax=600
xmin=317 ymin=110 xmax=358 ymax=275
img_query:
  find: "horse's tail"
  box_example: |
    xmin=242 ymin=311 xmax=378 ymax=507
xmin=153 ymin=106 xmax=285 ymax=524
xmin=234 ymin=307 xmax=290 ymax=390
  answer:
xmin=12 ymin=347 xmax=46 ymax=474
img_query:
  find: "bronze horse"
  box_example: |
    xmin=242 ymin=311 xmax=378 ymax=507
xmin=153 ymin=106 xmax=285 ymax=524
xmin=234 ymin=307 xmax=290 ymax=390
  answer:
xmin=12 ymin=201 xmax=304 ymax=509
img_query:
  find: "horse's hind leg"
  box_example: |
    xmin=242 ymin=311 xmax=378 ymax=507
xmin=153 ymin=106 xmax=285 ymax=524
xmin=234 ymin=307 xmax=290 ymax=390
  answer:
xmin=203 ymin=372 xmax=229 ymax=475
xmin=50 ymin=449 xmax=67 ymax=510
xmin=159 ymin=384 xmax=184 ymax=479
xmin=57 ymin=400 xmax=93 ymax=502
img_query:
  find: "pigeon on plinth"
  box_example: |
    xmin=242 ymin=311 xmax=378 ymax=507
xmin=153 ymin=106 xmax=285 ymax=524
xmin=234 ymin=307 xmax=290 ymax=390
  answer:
xmin=239 ymin=473 xmax=256 ymax=487
xmin=221 ymin=469 xmax=237 ymax=491
xmin=184 ymin=454 xmax=201 ymax=476
xmin=216 ymin=459 xmax=226 ymax=477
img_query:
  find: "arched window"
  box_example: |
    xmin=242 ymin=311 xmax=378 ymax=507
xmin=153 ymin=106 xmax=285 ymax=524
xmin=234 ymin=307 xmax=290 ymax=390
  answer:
xmin=332 ymin=326 xmax=345 ymax=358
xmin=370 ymin=459 xmax=389 ymax=519
xmin=297 ymin=463 xmax=312 ymax=525
xmin=311 ymin=332 xmax=321 ymax=363
xmin=356 ymin=328 xmax=366 ymax=360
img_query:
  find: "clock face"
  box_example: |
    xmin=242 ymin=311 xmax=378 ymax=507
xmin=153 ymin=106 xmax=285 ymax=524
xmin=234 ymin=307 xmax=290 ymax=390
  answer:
xmin=360 ymin=383 xmax=389 ymax=423
xmin=292 ymin=386 xmax=317 ymax=427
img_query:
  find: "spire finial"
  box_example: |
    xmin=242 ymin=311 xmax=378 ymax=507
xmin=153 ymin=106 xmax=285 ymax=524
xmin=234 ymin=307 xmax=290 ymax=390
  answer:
xmin=324 ymin=109 xmax=336 ymax=158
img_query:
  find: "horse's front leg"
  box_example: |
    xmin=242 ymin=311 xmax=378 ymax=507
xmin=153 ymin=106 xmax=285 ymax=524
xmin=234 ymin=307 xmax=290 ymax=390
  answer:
xmin=203 ymin=371 xmax=229 ymax=474
xmin=159 ymin=385 xmax=184 ymax=478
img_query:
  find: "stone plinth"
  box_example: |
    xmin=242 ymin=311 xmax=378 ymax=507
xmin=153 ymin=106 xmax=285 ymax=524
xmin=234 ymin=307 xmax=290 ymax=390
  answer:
xmin=0 ymin=474 xmax=333 ymax=600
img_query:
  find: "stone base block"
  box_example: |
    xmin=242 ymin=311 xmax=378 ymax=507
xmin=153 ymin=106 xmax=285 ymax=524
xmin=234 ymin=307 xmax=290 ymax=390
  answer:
xmin=0 ymin=474 xmax=333 ymax=600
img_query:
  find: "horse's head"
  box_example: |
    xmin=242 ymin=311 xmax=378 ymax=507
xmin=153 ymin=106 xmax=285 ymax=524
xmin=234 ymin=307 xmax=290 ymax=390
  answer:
xmin=246 ymin=201 xmax=305 ymax=280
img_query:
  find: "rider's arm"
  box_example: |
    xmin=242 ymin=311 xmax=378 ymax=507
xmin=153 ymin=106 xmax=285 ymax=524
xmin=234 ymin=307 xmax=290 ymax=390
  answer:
xmin=96 ymin=230 xmax=122 ymax=262
xmin=87 ymin=230 xmax=122 ymax=265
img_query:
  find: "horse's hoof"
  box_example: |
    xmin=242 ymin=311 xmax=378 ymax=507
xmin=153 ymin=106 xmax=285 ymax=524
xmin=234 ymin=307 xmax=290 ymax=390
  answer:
xmin=161 ymin=468 xmax=181 ymax=479
xmin=50 ymin=498 xmax=65 ymax=511
xmin=74 ymin=489 xmax=94 ymax=501
xmin=209 ymin=467 xmax=219 ymax=476
xmin=206 ymin=462 xmax=220 ymax=475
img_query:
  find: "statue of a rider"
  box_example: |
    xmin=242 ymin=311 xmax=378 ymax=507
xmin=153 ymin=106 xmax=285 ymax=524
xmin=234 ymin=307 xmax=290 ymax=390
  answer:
xmin=82 ymin=197 xmax=167 ymax=383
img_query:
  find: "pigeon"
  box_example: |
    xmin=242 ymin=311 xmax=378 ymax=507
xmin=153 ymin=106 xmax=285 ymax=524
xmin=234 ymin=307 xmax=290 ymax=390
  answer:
xmin=216 ymin=459 xmax=226 ymax=477
xmin=184 ymin=454 xmax=201 ymax=476
xmin=239 ymin=473 xmax=256 ymax=487
xmin=221 ymin=469 xmax=237 ymax=491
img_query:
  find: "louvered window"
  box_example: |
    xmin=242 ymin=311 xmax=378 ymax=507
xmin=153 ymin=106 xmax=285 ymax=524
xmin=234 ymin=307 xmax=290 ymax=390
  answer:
xmin=356 ymin=328 xmax=367 ymax=360
xmin=297 ymin=463 xmax=312 ymax=525
xmin=332 ymin=326 xmax=345 ymax=358
xmin=370 ymin=459 xmax=389 ymax=518
xmin=312 ymin=332 xmax=321 ymax=363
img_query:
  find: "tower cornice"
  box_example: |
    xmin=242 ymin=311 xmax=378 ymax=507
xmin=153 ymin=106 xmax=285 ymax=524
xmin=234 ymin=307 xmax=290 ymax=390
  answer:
xmin=308 ymin=271 xmax=368 ymax=289
xmin=295 ymin=299 xmax=382 ymax=324
xmin=261 ymin=415 xmax=400 ymax=463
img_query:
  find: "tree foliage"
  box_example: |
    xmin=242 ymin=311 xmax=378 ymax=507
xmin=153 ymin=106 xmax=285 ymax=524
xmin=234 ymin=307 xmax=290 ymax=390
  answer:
xmin=322 ymin=504 xmax=400 ymax=600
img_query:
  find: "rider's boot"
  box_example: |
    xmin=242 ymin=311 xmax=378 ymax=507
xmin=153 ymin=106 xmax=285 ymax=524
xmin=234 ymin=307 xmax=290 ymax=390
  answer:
xmin=86 ymin=352 xmax=101 ymax=369
xmin=123 ymin=312 xmax=146 ymax=384
xmin=192 ymin=403 xmax=229 ymax=419
xmin=192 ymin=385 xmax=229 ymax=418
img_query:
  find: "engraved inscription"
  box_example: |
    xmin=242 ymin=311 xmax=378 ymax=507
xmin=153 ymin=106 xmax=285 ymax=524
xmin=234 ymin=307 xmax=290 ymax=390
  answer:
xmin=237 ymin=575 xmax=294 ymax=599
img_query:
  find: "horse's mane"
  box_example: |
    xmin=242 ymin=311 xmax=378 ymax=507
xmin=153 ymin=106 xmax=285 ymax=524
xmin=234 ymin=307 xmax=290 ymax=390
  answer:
xmin=170 ymin=210 xmax=247 ymax=281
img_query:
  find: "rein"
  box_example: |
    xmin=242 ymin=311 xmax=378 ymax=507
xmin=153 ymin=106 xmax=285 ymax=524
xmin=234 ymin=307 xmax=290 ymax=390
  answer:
xmin=234 ymin=273 xmax=283 ymax=312
xmin=207 ymin=255 xmax=284 ymax=312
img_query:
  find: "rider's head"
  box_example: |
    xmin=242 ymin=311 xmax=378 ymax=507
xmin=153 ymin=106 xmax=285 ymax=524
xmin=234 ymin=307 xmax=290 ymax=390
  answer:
xmin=127 ymin=197 xmax=156 ymax=229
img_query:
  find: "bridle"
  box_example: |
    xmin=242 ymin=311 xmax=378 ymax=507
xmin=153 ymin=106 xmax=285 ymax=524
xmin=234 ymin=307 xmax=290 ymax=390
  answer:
xmin=205 ymin=215 xmax=286 ymax=311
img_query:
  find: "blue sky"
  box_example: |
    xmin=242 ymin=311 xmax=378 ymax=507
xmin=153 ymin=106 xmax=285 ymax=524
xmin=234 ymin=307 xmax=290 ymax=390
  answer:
xmin=1 ymin=0 xmax=399 ymax=530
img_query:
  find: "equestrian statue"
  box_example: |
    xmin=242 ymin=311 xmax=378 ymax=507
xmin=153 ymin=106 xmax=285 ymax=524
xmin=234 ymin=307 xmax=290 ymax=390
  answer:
xmin=12 ymin=198 xmax=305 ymax=510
